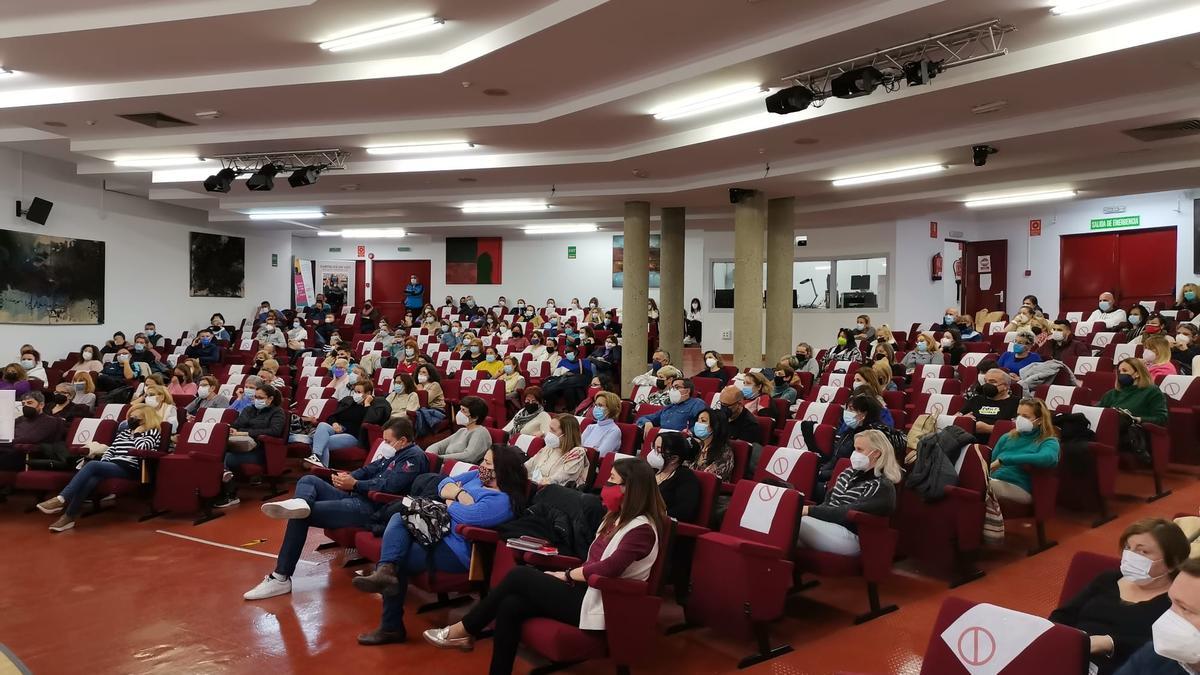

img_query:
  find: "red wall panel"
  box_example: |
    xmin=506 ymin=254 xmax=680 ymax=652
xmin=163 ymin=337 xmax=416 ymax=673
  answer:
xmin=1060 ymin=232 xmax=1117 ymax=314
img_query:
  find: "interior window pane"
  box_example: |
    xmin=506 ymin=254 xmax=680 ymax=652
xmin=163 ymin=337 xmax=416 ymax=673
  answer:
xmin=836 ymin=257 xmax=886 ymax=309
xmin=793 ymin=261 xmax=832 ymax=309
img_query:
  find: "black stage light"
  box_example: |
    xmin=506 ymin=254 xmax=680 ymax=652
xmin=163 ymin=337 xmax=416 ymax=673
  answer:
xmin=729 ymin=188 xmax=757 ymax=204
xmin=765 ymin=84 xmax=816 ymax=115
xmin=831 ymin=66 xmax=884 ymax=99
xmin=203 ymin=168 xmax=238 ymax=193
xmin=972 ymin=144 xmax=998 ymax=167
xmin=247 ymin=163 xmax=280 ymax=191
xmin=903 ymin=59 xmax=944 ymax=86
xmin=288 ymin=165 xmax=324 ymax=188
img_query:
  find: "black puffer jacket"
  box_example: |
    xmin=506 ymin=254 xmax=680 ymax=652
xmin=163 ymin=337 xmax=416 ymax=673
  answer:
xmin=497 ymin=485 xmax=605 ymax=559
xmin=907 ymin=426 xmax=974 ymax=500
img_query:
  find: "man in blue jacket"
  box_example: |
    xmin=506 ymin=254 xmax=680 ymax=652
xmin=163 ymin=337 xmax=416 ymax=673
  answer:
xmin=404 ymin=275 xmax=425 ymax=318
xmin=244 ymin=417 xmax=429 ymax=600
xmin=1115 ymin=559 xmax=1200 ymax=675
xmin=635 ymin=378 xmax=706 ymax=439
xmin=184 ymin=329 xmax=221 ymax=367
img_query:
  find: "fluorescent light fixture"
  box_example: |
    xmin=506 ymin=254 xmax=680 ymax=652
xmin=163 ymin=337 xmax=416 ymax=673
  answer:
xmin=338 ymin=228 xmax=407 ymax=238
xmin=522 ymin=224 xmax=598 ymax=234
xmin=461 ymin=200 xmax=550 ymax=214
xmin=1051 ymin=0 xmax=1142 ymax=15
xmin=831 ymin=164 xmax=947 ymax=187
xmin=651 ymin=83 xmax=767 ymax=121
xmin=315 ymin=231 xmax=339 ymax=237
xmin=0 ymin=68 xmax=15 ymax=77
xmin=366 ymin=142 xmax=476 ymax=156
xmin=319 ymin=16 xmax=445 ymax=52
xmin=963 ymin=190 xmax=1077 ymax=209
xmin=113 ymin=156 xmax=204 ymax=168
xmin=247 ymin=209 xmax=326 ymax=220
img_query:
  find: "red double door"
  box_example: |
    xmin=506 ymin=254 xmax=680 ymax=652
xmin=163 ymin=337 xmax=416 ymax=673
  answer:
xmin=1059 ymin=228 xmax=1177 ymax=315
xmin=366 ymin=259 xmax=431 ymax=321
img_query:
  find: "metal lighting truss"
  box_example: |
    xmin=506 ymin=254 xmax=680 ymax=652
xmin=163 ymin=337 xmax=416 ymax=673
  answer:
xmin=778 ymin=19 xmax=1015 ymax=105
xmin=209 ymin=148 xmax=350 ymax=173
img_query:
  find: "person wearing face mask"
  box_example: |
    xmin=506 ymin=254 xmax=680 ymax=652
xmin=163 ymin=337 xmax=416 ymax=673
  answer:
xmin=68 ymin=343 xmax=103 ymax=374
xmin=695 ymin=350 xmax=730 ymax=387
xmin=504 ymin=324 xmax=529 ymax=352
xmin=798 ymin=429 xmax=901 ymax=556
xmin=357 ymin=299 xmax=380 ymax=333
xmin=644 ymin=365 xmax=682 ymax=406
xmin=47 ymin=384 xmax=90 ymax=423
xmin=647 ymin=432 xmax=701 ymax=522
xmin=313 ymin=313 xmax=339 ymax=349
xmin=18 ymin=348 xmax=47 ymax=383
xmin=957 ymin=368 xmax=1021 ymax=443
xmin=542 ymin=344 xmax=593 ymax=412
xmin=332 ymin=361 xmax=361 ymax=400
xmin=772 ymin=364 xmax=799 ymax=404
xmin=813 ymin=395 xmax=905 ymax=497
xmin=36 ymin=403 xmax=163 ymax=532
xmin=955 ymin=316 xmax=983 ymax=342
xmin=100 ymin=331 xmax=129 ymax=358
xmin=636 ymin=379 xmax=706 ymax=439
xmin=1037 ymin=319 xmax=1092 ymax=361
xmin=228 ymin=380 xmax=257 ymax=414
xmin=457 ymin=338 xmax=483 ymax=367
xmin=786 ymin=342 xmax=820 ymax=377
xmin=412 ymin=365 xmax=447 ymax=413
xmin=1003 ymin=307 xmax=1035 ymax=333
xmin=986 ymin=398 xmax=1060 ymax=503
xmin=901 ymin=333 xmax=945 ymax=373
xmin=997 ymin=330 xmax=1041 ymax=375
xmin=256 ymin=317 xmax=288 ymax=349
xmin=850 ymin=314 xmax=877 ymax=342
xmin=185 ymin=329 xmax=221 ymax=366
xmin=581 ymin=392 xmax=623 ymax=456
xmin=1114 ymin=558 xmax=1200 ymax=675
xmin=1088 ymin=291 xmax=1129 ymax=329
xmin=587 ymin=336 xmax=622 ymax=378
xmin=687 ymin=408 xmax=736 ymax=482
xmin=425 ymin=457 xmax=663 ymax=670
xmin=739 ymin=370 xmax=773 ymax=417
xmin=184 ymin=376 xmax=228 ymax=420
xmin=96 ymin=347 xmax=148 ymax=391
xmin=938 ymin=328 xmax=966 ymax=367
xmin=1100 ymin=359 xmax=1169 ymax=463
xmin=1174 ymin=283 xmax=1200 ymax=316
xmin=1050 ymin=518 xmax=1190 ymax=675
xmin=474 ymin=346 xmax=504 ymax=377
xmin=243 ymin=417 xmax=429 ymax=600
xmin=823 ymin=328 xmax=864 ymax=369
xmin=70 ymin=372 xmax=97 ymax=411
xmin=437 ymin=321 xmax=461 ymax=351
xmin=204 ymin=313 xmax=231 ymax=342
xmin=934 ymin=307 xmax=961 ymax=332
xmin=13 ymin=391 xmax=66 ymax=451
xmin=520 ymin=330 xmax=548 ymax=361
xmin=525 ymin=413 xmax=590 ymax=487
xmin=427 ymin=397 xmax=492 ymax=463
xmin=286 ymin=318 xmax=309 ymax=353
xmin=715 ymin=385 xmax=765 ymax=444
xmin=685 ymin=297 xmax=703 ymax=346
xmin=130 ymin=383 xmax=179 ymax=433
xmin=384 ymin=372 xmax=420 ymax=418
xmin=503 ymin=386 xmax=551 ymax=439
xmin=166 ymin=366 xmax=198 ymax=397
xmin=391 ymin=338 xmax=421 ymax=375
xmin=1143 ymin=334 xmax=1179 ymax=379
xmin=303 ymin=381 xmax=390 ymax=469
xmin=1171 ymin=324 xmax=1200 ymax=375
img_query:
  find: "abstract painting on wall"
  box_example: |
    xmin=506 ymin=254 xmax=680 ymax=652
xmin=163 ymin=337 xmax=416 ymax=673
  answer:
xmin=612 ymin=234 xmax=661 ymax=288
xmin=446 ymin=237 xmax=502 ymax=284
xmin=190 ymin=232 xmax=245 ymax=297
xmin=0 ymin=228 xmax=105 ymax=324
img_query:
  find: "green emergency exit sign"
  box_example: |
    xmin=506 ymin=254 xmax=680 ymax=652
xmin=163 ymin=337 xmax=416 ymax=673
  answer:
xmin=1090 ymin=215 xmax=1140 ymax=230
xmin=567 ymin=245 xmax=577 ymax=259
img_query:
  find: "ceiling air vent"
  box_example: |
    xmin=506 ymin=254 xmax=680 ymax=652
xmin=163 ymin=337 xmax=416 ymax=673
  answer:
xmin=116 ymin=112 xmax=195 ymax=128
xmin=1122 ymin=119 xmax=1200 ymax=142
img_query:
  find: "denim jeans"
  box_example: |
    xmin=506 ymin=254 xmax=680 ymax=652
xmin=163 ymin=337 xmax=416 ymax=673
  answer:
xmin=224 ymin=447 xmax=264 ymax=472
xmin=274 ymin=475 xmax=376 ymax=577
xmin=377 ymin=513 xmax=466 ymax=631
xmin=311 ymin=422 xmax=360 ymax=465
xmin=60 ymin=460 xmax=137 ymax=516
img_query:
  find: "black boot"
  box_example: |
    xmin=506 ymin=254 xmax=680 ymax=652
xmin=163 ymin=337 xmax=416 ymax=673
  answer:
xmin=352 ymin=563 xmax=400 ymax=596
xmin=357 ymin=626 xmax=406 ymax=646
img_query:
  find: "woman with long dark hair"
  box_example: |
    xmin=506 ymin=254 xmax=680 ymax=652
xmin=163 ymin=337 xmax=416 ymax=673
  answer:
xmin=423 ymin=457 xmax=666 ymax=674
xmin=351 ymin=445 xmax=527 ymax=645
xmin=689 ymin=407 xmax=735 ymax=482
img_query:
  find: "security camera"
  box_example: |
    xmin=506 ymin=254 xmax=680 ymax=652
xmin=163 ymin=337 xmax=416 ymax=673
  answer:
xmin=729 ymin=187 xmax=757 ymax=204
xmin=795 ymin=235 xmax=808 ymax=247
xmin=972 ymin=144 xmax=998 ymax=167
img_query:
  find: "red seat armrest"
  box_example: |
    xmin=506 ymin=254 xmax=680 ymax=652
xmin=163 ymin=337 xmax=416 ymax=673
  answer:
xmin=308 ymin=466 xmax=335 ymax=479
xmin=457 ymin=524 xmax=499 ymax=544
xmin=675 ymin=521 xmax=710 ymax=539
xmin=587 ymin=575 xmax=648 ymax=596
xmin=127 ymin=449 xmax=166 ymax=459
xmin=521 ymin=552 xmax=583 ymax=571
xmin=368 ymin=491 xmax=405 ymax=504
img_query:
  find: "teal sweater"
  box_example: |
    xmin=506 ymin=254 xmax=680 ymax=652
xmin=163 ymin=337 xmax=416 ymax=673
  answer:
xmin=1098 ymin=385 xmax=1169 ymax=426
xmin=991 ymin=432 xmax=1060 ymax=493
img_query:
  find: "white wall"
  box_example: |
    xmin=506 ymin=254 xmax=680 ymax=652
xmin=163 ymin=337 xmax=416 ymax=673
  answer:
xmin=0 ymin=149 xmax=294 ymax=362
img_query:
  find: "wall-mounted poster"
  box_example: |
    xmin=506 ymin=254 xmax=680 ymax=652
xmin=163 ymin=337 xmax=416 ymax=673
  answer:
xmin=316 ymin=260 xmax=356 ymax=308
xmin=0 ymin=228 xmax=105 ymax=324
xmin=190 ymin=232 xmax=245 ymax=297
xmin=612 ymin=234 xmax=661 ymax=288
xmin=446 ymin=237 xmax=502 ymax=284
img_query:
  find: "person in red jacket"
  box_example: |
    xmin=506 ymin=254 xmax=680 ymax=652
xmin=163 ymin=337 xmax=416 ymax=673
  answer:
xmin=1037 ymin=319 xmax=1092 ymax=361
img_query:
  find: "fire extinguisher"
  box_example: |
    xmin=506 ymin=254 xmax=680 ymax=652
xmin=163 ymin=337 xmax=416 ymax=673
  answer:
xmin=931 ymin=252 xmax=943 ymax=281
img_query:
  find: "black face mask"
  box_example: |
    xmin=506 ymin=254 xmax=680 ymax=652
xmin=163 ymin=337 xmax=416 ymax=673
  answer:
xmin=774 ymin=376 xmax=786 ymax=386
xmin=979 ymin=384 xmax=999 ymax=398
xmin=795 ymin=355 xmax=809 ymax=364
xmin=655 ymin=378 xmax=666 ymax=390
xmin=21 ymin=406 xmax=38 ymax=419
xmin=524 ymin=402 xmax=539 ymax=413
xmin=874 ymin=353 xmax=886 ymax=361
xmin=128 ymin=417 xmax=142 ymax=427
xmin=51 ymin=392 xmax=68 ymax=405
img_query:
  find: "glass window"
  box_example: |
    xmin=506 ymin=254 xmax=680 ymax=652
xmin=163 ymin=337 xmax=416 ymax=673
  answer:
xmin=712 ymin=261 xmax=735 ymax=308
xmin=794 ymin=261 xmax=832 ymax=309
xmin=835 ymin=257 xmax=887 ymax=309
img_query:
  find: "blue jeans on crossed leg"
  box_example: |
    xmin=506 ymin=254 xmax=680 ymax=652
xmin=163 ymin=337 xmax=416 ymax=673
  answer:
xmin=311 ymin=422 xmax=360 ymax=465
xmin=60 ymin=461 xmax=136 ymax=517
xmin=377 ymin=513 xmax=467 ymax=632
xmin=274 ymin=475 xmax=376 ymax=577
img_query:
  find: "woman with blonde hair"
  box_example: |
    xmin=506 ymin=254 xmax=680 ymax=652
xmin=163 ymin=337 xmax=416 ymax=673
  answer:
xmin=874 ymin=325 xmax=898 ymax=350
xmin=133 ymin=381 xmax=179 ymax=433
xmin=988 ymin=398 xmax=1060 ymax=504
xmin=70 ymin=371 xmax=97 ymax=411
xmin=740 ymin=370 xmax=772 ymax=414
xmin=1175 ymin=281 xmax=1200 ymax=315
xmin=525 ymin=413 xmax=590 ymax=487
xmin=1141 ymin=334 xmax=1177 ymax=379
xmin=900 ymin=333 xmax=944 ymax=372
xmin=869 ymin=342 xmax=897 ymax=389
xmin=797 ymin=428 xmax=901 ymax=555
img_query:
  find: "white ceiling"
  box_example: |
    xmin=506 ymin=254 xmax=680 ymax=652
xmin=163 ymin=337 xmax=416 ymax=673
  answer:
xmin=3 ymin=0 xmax=1200 ymax=236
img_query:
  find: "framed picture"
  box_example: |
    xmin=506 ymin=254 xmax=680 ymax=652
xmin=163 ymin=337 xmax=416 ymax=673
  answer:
xmin=446 ymin=237 xmax=502 ymax=284
xmin=0 ymin=229 xmax=105 ymax=324
xmin=190 ymin=232 xmax=245 ymax=297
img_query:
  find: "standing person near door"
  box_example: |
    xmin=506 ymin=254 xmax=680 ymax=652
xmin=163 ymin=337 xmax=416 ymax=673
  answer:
xmin=404 ymin=275 xmax=425 ymax=318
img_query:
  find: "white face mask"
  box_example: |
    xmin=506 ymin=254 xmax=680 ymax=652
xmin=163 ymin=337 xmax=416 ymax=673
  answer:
xmin=455 ymin=409 xmax=471 ymax=426
xmin=1177 ymin=334 xmax=1192 ymax=347
xmin=939 ymin=338 xmax=953 ymax=348
xmin=197 ymin=386 xmax=211 ymax=398
xmin=82 ymin=350 xmax=94 ymax=360
xmin=543 ymin=432 xmax=561 ymax=449
xmin=849 ymin=451 xmax=872 ymax=471
xmin=1144 ymin=350 xmax=1157 ymax=362
xmin=1015 ymin=415 xmax=1036 ymax=435
xmin=1051 ymin=330 xmax=1067 ymax=342
xmin=668 ymin=389 xmax=683 ymax=404
xmin=417 ymin=373 xmax=429 ymax=384
xmin=351 ymin=392 xmax=364 ymax=403
xmin=1120 ymin=548 xmax=1164 ymax=583
xmin=705 ymin=357 xmax=717 ymax=368
xmin=1152 ymin=608 xmax=1200 ymax=665
xmin=646 ymin=449 xmax=665 ymax=471
xmin=145 ymin=395 xmax=159 ymax=407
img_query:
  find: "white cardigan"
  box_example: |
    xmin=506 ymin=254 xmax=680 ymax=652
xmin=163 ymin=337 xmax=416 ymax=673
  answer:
xmin=578 ymin=515 xmax=659 ymax=631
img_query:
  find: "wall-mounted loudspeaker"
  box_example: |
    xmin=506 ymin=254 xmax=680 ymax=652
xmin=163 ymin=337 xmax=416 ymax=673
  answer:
xmin=16 ymin=198 xmax=54 ymax=225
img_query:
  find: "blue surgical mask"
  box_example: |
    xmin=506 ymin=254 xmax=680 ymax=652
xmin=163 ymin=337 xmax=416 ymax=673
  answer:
xmin=593 ymin=405 xmax=606 ymax=421
xmin=347 ymin=372 xmax=359 ymax=384
xmin=253 ymin=398 xmax=268 ymax=409
xmin=1099 ymin=301 xmax=1112 ymax=312
xmin=944 ymin=314 xmax=954 ymax=325
xmin=1129 ymin=314 xmax=1142 ymax=326
xmin=916 ymin=341 xmax=928 ymax=353
xmin=566 ymin=353 xmax=577 ymax=362
xmin=651 ymin=361 xmax=663 ymax=372
xmin=843 ymin=410 xmax=860 ymax=429
xmin=692 ymin=422 xmax=711 ymax=439
xmin=200 ymin=337 xmax=211 ymax=345
xmin=134 ymin=344 xmax=145 ymax=352
xmin=485 ymin=354 xmax=496 ymax=363
xmin=470 ymin=345 xmax=481 ymax=354
xmin=503 ymin=364 xmax=513 ymax=374
xmin=1187 ymin=291 xmax=1197 ymax=302
xmin=741 ymin=386 xmax=754 ymax=399
xmin=1012 ymin=343 xmax=1026 ymax=354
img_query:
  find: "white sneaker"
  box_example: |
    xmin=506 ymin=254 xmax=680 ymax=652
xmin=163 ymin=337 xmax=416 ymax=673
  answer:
xmin=302 ymin=454 xmax=326 ymax=469
xmin=99 ymin=494 xmax=117 ymax=506
xmin=261 ymin=498 xmax=311 ymax=520
xmin=243 ymin=574 xmax=292 ymax=600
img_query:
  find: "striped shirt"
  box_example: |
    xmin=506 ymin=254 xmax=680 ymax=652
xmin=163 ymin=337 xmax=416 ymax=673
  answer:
xmin=101 ymin=428 xmax=162 ymax=471
xmin=809 ymin=469 xmax=896 ymax=530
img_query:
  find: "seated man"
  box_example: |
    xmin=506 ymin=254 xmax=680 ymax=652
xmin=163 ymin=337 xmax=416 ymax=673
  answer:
xmin=955 ymin=315 xmax=983 ymax=342
xmin=244 ymin=417 xmax=430 ymax=600
xmin=185 ymin=329 xmax=221 ymax=367
xmin=717 ymin=385 xmax=763 ymax=444
xmin=256 ymin=316 xmax=288 ymax=349
xmin=1037 ymin=319 xmax=1092 ymax=361
xmin=631 ymin=349 xmax=671 ymax=387
xmin=933 ymin=306 xmax=960 ymax=332
xmin=143 ymin=322 xmax=165 ymax=348
xmin=956 ymin=368 xmax=1020 ymax=443
xmin=1086 ymin=291 xmax=1128 ymax=329
xmin=97 ymin=347 xmax=149 ymax=391
xmin=303 ymin=380 xmax=392 ymax=469
xmin=1114 ymin=558 xmax=1200 ymax=675
xmin=634 ymin=378 xmax=706 ymax=438
xmin=4 ymin=392 xmax=66 ymax=471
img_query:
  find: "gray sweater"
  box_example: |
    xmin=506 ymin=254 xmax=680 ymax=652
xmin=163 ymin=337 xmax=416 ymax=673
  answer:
xmin=428 ymin=426 xmax=492 ymax=463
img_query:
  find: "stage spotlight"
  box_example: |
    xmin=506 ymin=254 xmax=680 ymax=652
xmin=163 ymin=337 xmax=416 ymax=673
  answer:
xmin=831 ymin=66 xmax=884 ymax=99
xmin=903 ymin=59 xmax=944 ymax=86
xmin=972 ymin=144 xmax=998 ymax=167
xmin=203 ymin=168 xmax=238 ymax=193
xmin=288 ymin=165 xmax=324 ymax=188
xmin=247 ymin=163 xmax=280 ymax=191
xmin=765 ymin=85 xmax=816 ymax=115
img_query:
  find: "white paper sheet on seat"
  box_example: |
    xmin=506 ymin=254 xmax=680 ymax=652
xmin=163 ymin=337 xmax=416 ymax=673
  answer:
xmin=925 ymin=394 xmax=953 ymax=416
xmin=815 ymin=386 xmax=839 ymax=403
xmin=100 ymin=404 xmax=125 ymax=421
xmin=1073 ymin=405 xmax=1104 ymax=432
xmin=1072 ymin=357 xmax=1099 ymax=376
xmin=476 ymin=380 xmax=497 ymax=395
xmin=187 ymin=422 xmax=217 ymax=444
xmin=200 ymin=408 xmax=225 ymax=423
xmin=922 ymin=378 xmax=947 ymax=394
xmin=800 ymin=402 xmax=830 ymax=424
xmin=72 ymin=417 xmax=101 ymax=445
xmin=765 ymin=448 xmax=806 ymax=481
xmin=1159 ymin=375 xmax=1195 ymax=401
xmin=939 ymin=603 xmax=1053 ymax=675
xmin=1044 ymin=385 xmax=1077 ymax=409
xmin=739 ymin=483 xmax=785 ymax=534
xmin=827 ymin=373 xmax=846 ymax=388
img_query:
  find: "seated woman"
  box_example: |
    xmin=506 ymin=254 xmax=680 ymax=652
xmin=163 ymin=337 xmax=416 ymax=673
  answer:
xmin=185 ymin=376 xmax=229 ymax=420
xmin=581 ymin=391 xmax=623 ymax=456
xmin=385 ymin=372 xmax=420 ymax=420
xmin=219 ymin=384 xmax=287 ymax=503
xmin=48 ymin=383 xmax=91 ymax=422
xmin=68 ymin=344 xmax=103 ymax=374
xmin=850 ymin=369 xmax=890 ymax=418
xmin=900 ymin=333 xmax=944 ymax=373
xmin=207 ymin=313 xmax=232 ymax=342
xmin=36 ymin=404 xmax=163 ymax=532
xmin=505 ymin=325 xmax=529 ymax=353
xmin=868 ymin=343 xmax=898 ymax=390
xmin=70 ymin=371 xmax=97 ymax=411
xmin=1121 ymin=304 xmax=1150 ymax=342
xmin=797 ymin=429 xmax=901 ymax=555
xmin=504 ymin=386 xmax=551 ymax=440
xmin=18 ymin=349 xmax=47 ymax=383
xmin=229 ymin=380 xmax=257 ymax=413
xmin=413 ymin=363 xmax=446 ymax=412
xmin=997 ymin=331 xmax=1041 ymax=375
xmin=644 ymin=365 xmax=682 ymax=406
xmin=1050 ymin=518 xmax=1191 ymax=675
xmin=739 ymin=370 xmax=772 ymax=416
xmin=851 ymin=314 xmax=877 ymax=342
xmin=167 ymin=365 xmax=198 ymax=397
xmin=772 ymin=364 xmax=799 ymax=404
xmin=1175 ymin=283 xmax=1200 ymax=316
xmin=788 ymin=342 xmax=820 ymax=377
xmin=542 ymin=345 xmax=591 ymax=412
xmin=352 ymin=445 xmax=527 ymax=645
xmin=1172 ymin=324 xmax=1200 ymax=374
xmin=988 ymin=398 xmax=1060 ymax=504
xmin=823 ymin=328 xmax=865 ymax=370
xmin=394 ymin=339 xmax=421 ymax=375
xmin=688 ymin=408 xmax=735 ymax=483
xmin=423 ymin=456 xmax=665 ymax=674
xmin=526 ymin=413 xmax=590 ymax=487
xmin=286 ymin=317 xmax=309 ymax=352
xmin=648 ymin=431 xmax=700 ymax=523
xmin=521 ymin=331 xmax=549 ymax=361
xmin=874 ymin=326 xmax=899 ymax=351
xmin=304 ymin=380 xmax=390 ymax=469
xmin=815 ymin=395 xmax=904 ymax=496
xmin=939 ymin=328 xmax=966 ymax=367
xmin=497 ymin=356 xmax=526 ymax=404
xmin=1142 ymin=334 xmax=1177 ymax=379
xmin=428 ymin=396 xmax=493 ymax=463
xmin=695 ymin=350 xmax=730 ymax=387
xmin=1098 ymin=358 xmax=1169 ymax=462
xmin=1004 ymin=306 xmax=1036 ymax=333
xmin=587 ymin=336 xmax=621 ymax=379
xmin=131 ymin=383 xmax=179 ymax=433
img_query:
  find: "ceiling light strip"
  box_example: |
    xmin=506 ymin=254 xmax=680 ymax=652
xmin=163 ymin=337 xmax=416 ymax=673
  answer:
xmin=652 ymin=84 xmax=767 ymax=121
xmin=113 ymin=156 xmax=205 ymax=168
xmin=522 ymin=224 xmax=598 ymax=234
xmin=319 ymin=16 xmax=445 ymax=52
xmin=963 ymin=190 xmax=1077 ymax=208
xmin=247 ymin=210 xmax=326 ymax=220
xmin=461 ymin=201 xmax=550 ymax=214
xmin=831 ymin=164 xmax=946 ymax=187
xmin=366 ymin=142 xmax=476 ymax=156
xmin=1051 ymin=0 xmax=1143 ymax=16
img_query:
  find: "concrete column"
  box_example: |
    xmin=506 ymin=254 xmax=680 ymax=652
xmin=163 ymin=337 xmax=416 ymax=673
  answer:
xmin=620 ymin=201 xmax=651 ymax=390
xmin=658 ymin=207 xmax=685 ymax=365
xmin=733 ymin=190 xmax=767 ymax=367
xmin=766 ymin=197 xmax=795 ymax=366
